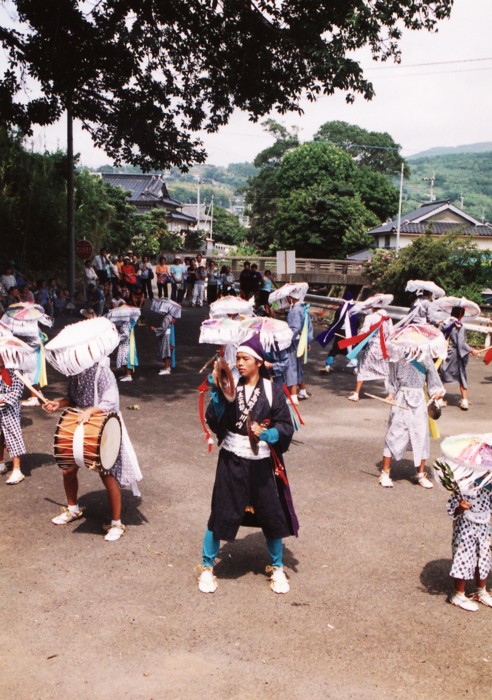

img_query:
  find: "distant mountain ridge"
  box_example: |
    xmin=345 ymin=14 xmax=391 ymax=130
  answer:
xmin=408 ymin=142 xmax=492 ymax=159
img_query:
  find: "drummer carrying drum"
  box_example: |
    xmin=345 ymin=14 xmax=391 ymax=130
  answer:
xmin=43 ymin=317 xmax=142 ymax=542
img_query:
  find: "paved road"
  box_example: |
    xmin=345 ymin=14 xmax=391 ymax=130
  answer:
xmin=2 ymin=303 xmax=492 ymax=699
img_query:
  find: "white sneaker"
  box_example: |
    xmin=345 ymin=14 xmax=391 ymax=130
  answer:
xmin=460 ymin=399 xmax=469 ymax=410
xmin=450 ymin=593 xmax=479 ymax=612
xmin=103 ymin=524 xmax=126 ymax=542
xmin=269 ymin=567 xmax=290 ymax=594
xmin=416 ymin=472 xmax=434 ymax=489
xmin=159 ymin=368 xmax=171 ymax=375
xmin=348 ymin=392 xmax=359 ymax=402
xmin=474 ymin=589 xmax=492 ymax=607
xmin=290 ymin=395 xmax=299 ymax=405
xmin=0 ymin=462 xmax=8 ymax=475
xmin=6 ymin=470 xmax=25 ymax=485
xmin=379 ymin=470 xmax=393 ymax=488
xmin=321 ymin=365 xmax=332 ymax=373
xmin=120 ymin=376 xmax=133 ymax=382
xmin=198 ymin=567 xmax=218 ymax=593
xmin=22 ymin=396 xmax=40 ymax=407
xmin=298 ymin=390 xmax=309 ymax=400
xmin=52 ymin=507 xmax=84 ymax=525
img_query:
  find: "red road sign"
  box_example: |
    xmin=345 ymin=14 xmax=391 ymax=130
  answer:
xmin=75 ymin=239 xmax=94 ymax=260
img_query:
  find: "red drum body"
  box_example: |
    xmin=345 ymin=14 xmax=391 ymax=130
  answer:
xmin=54 ymin=408 xmax=122 ymax=473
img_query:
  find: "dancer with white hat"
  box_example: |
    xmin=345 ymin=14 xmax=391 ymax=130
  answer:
xmin=345 ymin=294 xmax=394 ymax=402
xmin=43 ymin=317 xmax=142 ymax=541
xmin=378 ymin=323 xmax=446 ymax=489
xmin=0 ymin=334 xmax=35 ymax=484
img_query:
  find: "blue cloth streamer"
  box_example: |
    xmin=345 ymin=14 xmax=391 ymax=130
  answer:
xmin=346 ymin=326 xmax=379 ymax=361
xmin=170 ymin=322 xmax=176 ymax=368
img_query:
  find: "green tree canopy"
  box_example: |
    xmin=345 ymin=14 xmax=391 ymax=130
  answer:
xmin=212 ymin=206 xmax=247 ymax=246
xmin=314 ymin=120 xmax=409 ymax=177
xmin=1 ymin=1 xmax=452 ymax=168
xmin=246 ymin=139 xmax=398 ymax=257
xmin=366 ymin=234 xmax=492 ymax=303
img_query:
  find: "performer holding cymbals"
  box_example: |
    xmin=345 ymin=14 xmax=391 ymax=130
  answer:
xmin=197 ymin=334 xmax=299 ymax=594
xmin=43 ymin=317 xmax=142 ymax=542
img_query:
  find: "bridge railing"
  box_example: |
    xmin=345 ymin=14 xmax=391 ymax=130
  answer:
xmin=223 ymin=256 xmax=366 ymax=277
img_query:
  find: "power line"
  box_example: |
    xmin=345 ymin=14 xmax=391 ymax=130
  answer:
xmin=369 ymin=56 xmax=492 ymax=70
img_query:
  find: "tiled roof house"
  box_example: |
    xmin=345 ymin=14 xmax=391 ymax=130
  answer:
xmin=370 ymin=200 xmax=492 ymax=251
xmin=101 ymin=173 xmax=197 ymax=233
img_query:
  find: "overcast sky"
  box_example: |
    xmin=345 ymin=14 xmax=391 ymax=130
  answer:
xmin=28 ymin=0 xmax=492 ymax=168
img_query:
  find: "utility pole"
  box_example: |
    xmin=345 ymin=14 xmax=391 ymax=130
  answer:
xmin=196 ymin=178 xmax=201 ymax=232
xmin=395 ymin=162 xmax=404 ymax=254
xmin=67 ymin=102 xmax=75 ymax=297
xmin=210 ymin=194 xmax=214 ymax=241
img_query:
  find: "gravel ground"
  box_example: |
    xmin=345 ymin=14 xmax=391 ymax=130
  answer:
xmin=2 ymin=304 xmax=492 ymax=699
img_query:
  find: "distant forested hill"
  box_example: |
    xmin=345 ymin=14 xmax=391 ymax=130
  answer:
xmin=401 ymin=150 xmax=492 ymax=223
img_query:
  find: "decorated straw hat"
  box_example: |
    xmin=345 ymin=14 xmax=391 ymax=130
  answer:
xmin=386 ymin=322 xmax=448 ymax=362
xmin=441 ymin=433 xmax=492 ymax=469
xmin=106 ymin=302 xmax=142 ymax=324
xmin=269 ymin=282 xmax=308 ymax=308
xmin=3 ymin=302 xmax=52 ymax=332
xmin=209 ymin=295 xmax=254 ymax=319
xmin=0 ymin=334 xmax=36 ymax=371
xmin=430 ymin=295 xmax=481 ymax=321
xmin=45 ymin=317 xmax=119 ymax=376
xmin=239 ymin=316 xmax=294 ymax=351
xmin=405 ymin=279 xmax=445 ymax=299
xmin=150 ymin=298 xmax=182 ymax=319
xmin=359 ymin=293 xmax=394 ymax=310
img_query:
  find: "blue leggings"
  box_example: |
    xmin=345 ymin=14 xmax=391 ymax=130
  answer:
xmin=202 ymin=528 xmax=283 ymax=568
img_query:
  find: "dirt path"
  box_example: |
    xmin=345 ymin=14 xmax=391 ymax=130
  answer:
xmin=2 ymin=305 xmax=492 ymax=699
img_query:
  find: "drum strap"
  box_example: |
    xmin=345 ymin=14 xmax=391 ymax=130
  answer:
xmin=72 ymin=423 xmax=87 ymax=469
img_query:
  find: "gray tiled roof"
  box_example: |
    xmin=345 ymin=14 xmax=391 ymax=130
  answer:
xmin=372 ymin=222 xmax=492 ymax=236
xmin=101 ymin=173 xmax=181 ymax=207
xmin=370 ymin=200 xmax=491 ymax=236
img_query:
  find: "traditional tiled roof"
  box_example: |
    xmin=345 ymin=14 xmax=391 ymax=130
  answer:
xmin=370 ymin=200 xmax=492 ymax=236
xmin=101 ymin=173 xmax=182 ymax=208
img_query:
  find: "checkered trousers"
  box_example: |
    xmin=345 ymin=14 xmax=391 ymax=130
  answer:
xmin=0 ymin=372 xmax=26 ymax=457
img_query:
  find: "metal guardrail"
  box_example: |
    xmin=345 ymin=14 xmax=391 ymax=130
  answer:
xmin=305 ymin=294 xmax=492 ymax=347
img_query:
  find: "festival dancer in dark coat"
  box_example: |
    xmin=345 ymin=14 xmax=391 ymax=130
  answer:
xmin=198 ymin=335 xmax=298 ymax=595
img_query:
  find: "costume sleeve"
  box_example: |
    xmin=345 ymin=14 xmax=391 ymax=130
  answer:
xmin=270 ymin=383 xmax=294 ymax=453
xmin=270 ymin=349 xmax=289 ymax=376
xmin=0 ymin=372 xmax=24 ymax=406
xmin=426 ymin=360 xmax=445 ymax=396
xmin=287 ymin=305 xmax=303 ymax=335
xmin=456 ymin=326 xmax=472 ymax=358
xmin=447 ymin=494 xmax=460 ymax=518
xmin=387 ymin=362 xmax=398 ymax=395
xmin=96 ymin=368 xmax=118 ymax=412
xmin=205 ymin=376 xmax=227 ymax=434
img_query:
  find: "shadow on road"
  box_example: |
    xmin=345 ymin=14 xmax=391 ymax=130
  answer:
xmin=214 ymin=531 xmax=299 ymax=580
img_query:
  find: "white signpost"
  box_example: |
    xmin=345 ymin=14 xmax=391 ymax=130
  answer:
xmin=276 ymin=250 xmax=296 ymax=279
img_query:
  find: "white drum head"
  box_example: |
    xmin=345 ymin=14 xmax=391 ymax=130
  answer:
xmin=99 ymin=416 xmax=122 ymax=471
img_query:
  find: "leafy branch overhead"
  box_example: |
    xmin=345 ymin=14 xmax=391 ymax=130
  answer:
xmin=1 ymin=0 xmax=453 ymax=169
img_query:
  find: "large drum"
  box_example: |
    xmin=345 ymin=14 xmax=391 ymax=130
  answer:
xmin=54 ymin=408 xmax=122 ymax=473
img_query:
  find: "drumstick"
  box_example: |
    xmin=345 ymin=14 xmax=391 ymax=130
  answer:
xmin=365 ymin=392 xmax=409 ymax=410
xmin=13 ymin=370 xmax=48 ymax=405
xmin=199 ymin=354 xmax=217 ymax=373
